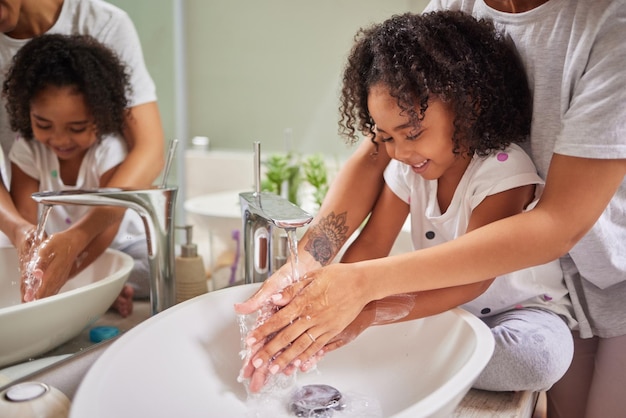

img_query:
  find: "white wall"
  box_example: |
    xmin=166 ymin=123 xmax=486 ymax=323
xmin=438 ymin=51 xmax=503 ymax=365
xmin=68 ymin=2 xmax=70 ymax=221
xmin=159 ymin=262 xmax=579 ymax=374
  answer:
xmin=107 ymin=1 xmax=429 ymax=223
xmin=184 ymin=1 xmax=429 ymax=156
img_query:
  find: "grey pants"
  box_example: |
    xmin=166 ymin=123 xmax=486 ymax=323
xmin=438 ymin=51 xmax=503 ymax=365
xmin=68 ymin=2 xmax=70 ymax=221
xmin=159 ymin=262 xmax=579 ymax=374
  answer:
xmin=118 ymin=240 xmax=150 ymax=299
xmin=473 ymin=308 xmax=573 ymax=392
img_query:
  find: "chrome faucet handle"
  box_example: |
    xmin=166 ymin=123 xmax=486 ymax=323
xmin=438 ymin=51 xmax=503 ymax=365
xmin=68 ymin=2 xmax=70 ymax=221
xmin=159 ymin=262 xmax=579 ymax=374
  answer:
xmin=239 ymin=191 xmax=313 ymax=228
xmin=240 ymin=141 xmax=313 ymax=284
xmin=239 ymin=191 xmax=312 ymax=284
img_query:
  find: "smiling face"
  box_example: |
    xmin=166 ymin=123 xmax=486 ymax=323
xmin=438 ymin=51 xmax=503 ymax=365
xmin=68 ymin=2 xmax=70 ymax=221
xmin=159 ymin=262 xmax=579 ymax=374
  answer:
xmin=367 ymin=83 xmax=471 ymax=183
xmin=30 ymin=85 xmax=97 ymax=164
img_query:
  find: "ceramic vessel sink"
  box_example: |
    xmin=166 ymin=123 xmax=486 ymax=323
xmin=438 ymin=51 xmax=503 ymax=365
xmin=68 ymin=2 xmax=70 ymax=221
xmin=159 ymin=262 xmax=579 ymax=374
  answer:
xmin=71 ymin=283 xmax=494 ymax=418
xmin=0 ymin=247 xmax=133 ymax=368
xmin=184 ymin=190 xmax=244 ymax=254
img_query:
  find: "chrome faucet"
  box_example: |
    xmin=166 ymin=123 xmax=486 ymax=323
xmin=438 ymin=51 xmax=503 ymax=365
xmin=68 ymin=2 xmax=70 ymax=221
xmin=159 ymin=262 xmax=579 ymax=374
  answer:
xmin=239 ymin=142 xmax=313 ymax=284
xmin=31 ymin=187 xmax=177 ymax=315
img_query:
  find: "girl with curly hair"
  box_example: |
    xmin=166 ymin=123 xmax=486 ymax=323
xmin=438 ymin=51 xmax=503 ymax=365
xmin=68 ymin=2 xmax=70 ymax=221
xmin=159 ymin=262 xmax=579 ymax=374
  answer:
xmin=3 ymin=34 xmax=149 ymax=317
xmin=238 ymin=11 xmax=575 ymax=394
xmin=239 ymin=1 xmax=626 ymax=414
xmin=0 ymin=0 xmax=165 ymax=317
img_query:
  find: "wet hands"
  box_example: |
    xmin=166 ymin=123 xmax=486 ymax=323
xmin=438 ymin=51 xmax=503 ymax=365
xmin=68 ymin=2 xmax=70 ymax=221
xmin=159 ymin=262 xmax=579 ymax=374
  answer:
xmin=16 ymin=224 xmax=43 ymax=301
xmin=236 ymin=263 xmax=301 ymax=392
xmin=20 ymin=230 xmax=84 ymax=302
xmin=234 ymin=266 xmax=296 ymax=316
xmin=14 ymin=222 xmax=38 ymax=263
xmin=238 ymin=263 xmax=370 ymax=393
xmin=234 ymin=254 xmax=317 ymax=315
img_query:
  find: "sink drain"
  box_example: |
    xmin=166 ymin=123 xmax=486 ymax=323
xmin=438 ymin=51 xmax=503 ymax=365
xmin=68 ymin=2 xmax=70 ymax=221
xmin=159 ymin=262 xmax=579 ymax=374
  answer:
xmin=289 ymin=384 xmax=346 ymax=417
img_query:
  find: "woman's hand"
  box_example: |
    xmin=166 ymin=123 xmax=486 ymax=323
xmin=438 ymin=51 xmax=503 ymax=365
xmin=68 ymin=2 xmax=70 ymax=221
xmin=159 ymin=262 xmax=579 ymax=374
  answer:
xmin=245 ymin=307 xmax=376 ymax=392
xmin=240 ymin=263 xmax=371 ymax=392
xmin=280 ymin=293 xmax=418 ymax=376
xmin=308 ymin=303 xmax=377 ymax=359
xmin=260 ymin=302 xmax=376 ymax=380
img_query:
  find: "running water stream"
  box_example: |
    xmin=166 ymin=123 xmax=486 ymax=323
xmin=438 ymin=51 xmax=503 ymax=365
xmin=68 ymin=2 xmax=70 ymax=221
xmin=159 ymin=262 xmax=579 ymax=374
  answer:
xmin=284 ymin=228 xmax=299 ymax=282
xmin=22 ymin=204 xmax=53 ymax=301
xmin=238 ymin=228 xmax=302 ymax=401
xmin=237 ymin=228 xmax=380 ymax=417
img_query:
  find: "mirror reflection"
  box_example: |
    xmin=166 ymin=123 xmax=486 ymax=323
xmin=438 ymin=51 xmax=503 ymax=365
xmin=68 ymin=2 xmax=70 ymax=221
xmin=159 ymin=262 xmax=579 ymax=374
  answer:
xmin=0 ymin=0 xmax=427 ymax=389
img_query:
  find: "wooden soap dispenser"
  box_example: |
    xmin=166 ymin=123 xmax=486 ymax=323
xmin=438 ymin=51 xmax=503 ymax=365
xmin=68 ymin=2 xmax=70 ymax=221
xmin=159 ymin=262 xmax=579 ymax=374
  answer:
xmin=175 ymin=225 xmax=208 ymax=303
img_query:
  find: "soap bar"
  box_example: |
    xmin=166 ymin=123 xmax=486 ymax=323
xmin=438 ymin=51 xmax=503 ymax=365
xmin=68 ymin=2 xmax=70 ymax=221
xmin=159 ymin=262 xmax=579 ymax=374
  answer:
xmin=89 ymin=326 xmax=120 ymax=343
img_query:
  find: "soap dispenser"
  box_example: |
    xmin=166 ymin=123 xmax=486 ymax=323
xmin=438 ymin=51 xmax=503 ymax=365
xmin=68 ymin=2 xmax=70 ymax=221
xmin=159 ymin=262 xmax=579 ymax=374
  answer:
xmin=175 ymin=225 xmax=208 ymax=303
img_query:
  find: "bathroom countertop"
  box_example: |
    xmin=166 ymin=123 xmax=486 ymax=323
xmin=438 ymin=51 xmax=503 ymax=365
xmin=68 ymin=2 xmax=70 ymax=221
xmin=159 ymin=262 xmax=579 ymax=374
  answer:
xmin=42 ymin=300 xmax=152 ymax=358
xmin=0 ymin=300 xmax=152 ymax=399
xmin=455 ymin=389 xmax=540 ymax=417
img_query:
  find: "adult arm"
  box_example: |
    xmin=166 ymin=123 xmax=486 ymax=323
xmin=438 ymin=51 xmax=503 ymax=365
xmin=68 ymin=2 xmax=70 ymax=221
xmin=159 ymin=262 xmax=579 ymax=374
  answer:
xmin=241 ymin=155 xmax=621 ymax=388
xmin=5 ymin=165 xmax=39 ymax=273
xmin=115 ymin=101 xmax=166 ymax=187
xmin=0 ymin=182 xmax=36 ymax=243
xmin=243 ymin=174 xmax=535 ymax=391
xmin=7 ymin=164 xmax=38 ymax=224
xmin=256 ymin=154 xmax=625 ymax=352
xmin=0 ymin=141 xmax=38 ymax=251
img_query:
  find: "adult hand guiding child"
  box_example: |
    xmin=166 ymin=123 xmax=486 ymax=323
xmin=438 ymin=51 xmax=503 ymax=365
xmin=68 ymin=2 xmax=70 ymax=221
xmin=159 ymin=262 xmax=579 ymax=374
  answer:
xmin=236 ymin=1 xmax=626 ymax=417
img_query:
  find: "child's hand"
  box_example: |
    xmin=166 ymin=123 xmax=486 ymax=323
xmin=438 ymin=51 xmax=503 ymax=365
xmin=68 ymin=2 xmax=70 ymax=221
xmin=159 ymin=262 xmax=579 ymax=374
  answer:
xmin=22 ymin=265 xmax=43 ymax=302
xmin=21 ymin=230 xmax=80 ymax=301
xmin=15 ymin=223 xmax=43 ymax=302
xmin=241 ymin=264 xmax=371 ymax=392
xmin=234 ymin=258 xmax=311 ymax=314
xmin=14 ymin=222 xmax=38 ymax=266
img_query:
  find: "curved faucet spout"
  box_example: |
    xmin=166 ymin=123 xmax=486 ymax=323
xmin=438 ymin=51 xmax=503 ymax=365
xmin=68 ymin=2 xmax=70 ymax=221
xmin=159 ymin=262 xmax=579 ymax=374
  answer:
xmin=32 ymin=187 xmax=178 ymax=315
xmin=239 ymin=191 xmax=313 ymax=284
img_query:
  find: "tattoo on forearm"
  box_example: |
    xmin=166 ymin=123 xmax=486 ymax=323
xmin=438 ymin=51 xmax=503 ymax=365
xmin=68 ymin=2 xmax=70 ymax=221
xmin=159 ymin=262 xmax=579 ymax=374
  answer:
xmin=304 ymin=211 xmax=349 ymax=266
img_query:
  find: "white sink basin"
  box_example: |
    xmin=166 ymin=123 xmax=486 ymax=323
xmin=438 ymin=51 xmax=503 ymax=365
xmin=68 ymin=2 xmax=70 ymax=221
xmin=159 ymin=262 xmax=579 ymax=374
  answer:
xmin=0 ymin=247 xmax=133 ymax=368
xmin=71 ymin=284 xmax=494 ymax=418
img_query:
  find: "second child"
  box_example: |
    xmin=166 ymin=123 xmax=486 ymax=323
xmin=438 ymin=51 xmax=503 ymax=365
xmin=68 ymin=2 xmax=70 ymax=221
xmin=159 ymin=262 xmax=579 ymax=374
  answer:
xmin=4 ymin=34 xmax=150 ymax=317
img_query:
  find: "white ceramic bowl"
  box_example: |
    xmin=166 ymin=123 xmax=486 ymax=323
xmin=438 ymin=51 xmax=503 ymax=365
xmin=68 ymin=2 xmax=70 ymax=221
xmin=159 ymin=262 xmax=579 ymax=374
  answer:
xmin=0 ymin=247 xmax=133 ymax=368
xmin=71 ymin=283 xmax=494 ymax=418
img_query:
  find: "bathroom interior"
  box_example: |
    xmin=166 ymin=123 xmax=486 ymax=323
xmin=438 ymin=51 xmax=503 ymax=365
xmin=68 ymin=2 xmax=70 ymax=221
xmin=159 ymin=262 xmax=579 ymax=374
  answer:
xmin=0 ymin=1 xmax=546 ymax=417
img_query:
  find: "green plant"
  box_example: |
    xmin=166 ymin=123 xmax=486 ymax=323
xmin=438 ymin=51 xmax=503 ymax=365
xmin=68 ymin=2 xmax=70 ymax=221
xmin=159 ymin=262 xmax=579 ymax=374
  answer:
xmin=262 ymin=153 xmax=301 ymax=204
xmin=262 ymin=152 xmax=329 ymax=210
xmin=302 ymin=154 xmax=329 ymax=208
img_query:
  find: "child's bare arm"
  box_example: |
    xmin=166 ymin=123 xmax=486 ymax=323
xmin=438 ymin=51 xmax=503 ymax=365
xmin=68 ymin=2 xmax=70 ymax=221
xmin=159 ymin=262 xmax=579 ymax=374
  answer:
xmin=340 ymin=183 xmax=408 ymax=263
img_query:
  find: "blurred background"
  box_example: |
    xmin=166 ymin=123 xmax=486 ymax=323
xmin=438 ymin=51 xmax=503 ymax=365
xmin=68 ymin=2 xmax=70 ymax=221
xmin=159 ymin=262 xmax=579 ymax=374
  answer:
xmin=107 ymin=0 xmax=429 ymax=157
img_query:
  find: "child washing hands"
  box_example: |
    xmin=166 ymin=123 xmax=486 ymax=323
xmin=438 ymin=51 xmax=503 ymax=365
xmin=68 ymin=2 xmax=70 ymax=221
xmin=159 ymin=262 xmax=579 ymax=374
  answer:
xmin=3 ymin=34 xmax=150 ymax=317
xmin=237 ymin=10 xmax=576 ymax=394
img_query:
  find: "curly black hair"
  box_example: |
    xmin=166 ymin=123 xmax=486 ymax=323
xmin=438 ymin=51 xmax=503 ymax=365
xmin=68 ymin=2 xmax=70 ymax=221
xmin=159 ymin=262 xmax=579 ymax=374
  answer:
xmin=339 ymin=11 xmax=531 ymax=157
xmin=2 ymin=33 xmax=131 ymax=141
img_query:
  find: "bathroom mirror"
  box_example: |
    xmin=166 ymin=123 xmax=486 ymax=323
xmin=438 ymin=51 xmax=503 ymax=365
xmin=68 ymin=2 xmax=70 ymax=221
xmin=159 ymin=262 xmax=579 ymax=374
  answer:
xmin=116 ymin=0 xmax=428 ymax=157
xmin=0 ymin=0 xmax=428 ymax=389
